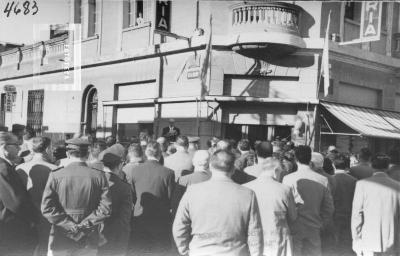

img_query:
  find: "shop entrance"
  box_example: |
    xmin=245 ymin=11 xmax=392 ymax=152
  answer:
xmin=224 ymin=124 xmax=292 ymax=146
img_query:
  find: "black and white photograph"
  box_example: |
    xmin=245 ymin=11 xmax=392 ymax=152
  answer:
xmin=0 ymin=0 xmax=399 ymax=255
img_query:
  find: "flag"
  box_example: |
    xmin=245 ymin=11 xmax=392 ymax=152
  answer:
xmin=200 ymin=14 xmax=212 ymax=98
xmin=321 ymin=11 xmax=331 ymax=97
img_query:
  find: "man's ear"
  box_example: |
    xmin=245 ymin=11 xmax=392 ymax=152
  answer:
xmin=0 ymin=144 xmax=7 ymax=154
xmin=309 ymin=161 xmax=315 ymax=170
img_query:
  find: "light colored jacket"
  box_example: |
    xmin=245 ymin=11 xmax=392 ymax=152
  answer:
xmin=282 ymin=164 xmax=334 ymax=230
xmin=351 ymin=172 xmax=400 ymax=254
xmin=173 ymin=175 xmax=263 ymax=256
xmin=164 ymin=151 xmax=193 ymax=181
xmin=244 ymin=175 xmax=297 ymax=256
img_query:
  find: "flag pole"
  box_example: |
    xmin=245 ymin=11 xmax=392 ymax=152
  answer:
xmin=316 ymin=10 xmax=331 ymax=99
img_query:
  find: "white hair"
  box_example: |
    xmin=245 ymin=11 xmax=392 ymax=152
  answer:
xmin=192 ymin=150 xmax=210 ymax=170
xmin=311 ymin=152 xmax=324 ymax=169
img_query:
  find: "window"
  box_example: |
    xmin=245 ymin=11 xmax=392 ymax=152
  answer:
xmin=122 ymin=0 xmax=145 ymax=28
xmin=344 ymin=2 xmax=361 ymax=23
xmin=74 ymin=0 xmax=82 ymax=24
xmin=136 ymin=0 xmax=144 ymax=26
xmin=381 ymin=2 xmax=388 ymax=32
xmin=123 ymin=0 xmax=131 ymax=28
xmin=88 ymin=0 xmax=97 ymax=37
xmin=27 ymin=90 xmax=44 ymax=135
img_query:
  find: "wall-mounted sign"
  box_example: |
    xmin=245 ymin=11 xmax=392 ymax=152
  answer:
xmin=156 ymin=1 xmax=171 ymax=31
xmin=360 ymin=1 xmax=382 ymax=42
xmin=3 ymin=84 xmax=16 ymax=92
xmin=5 ymin=92 xmax=16 ymax=112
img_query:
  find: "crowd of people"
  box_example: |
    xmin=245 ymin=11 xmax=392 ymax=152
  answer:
xmin=0 ymin=123 xmax=399 ymax=256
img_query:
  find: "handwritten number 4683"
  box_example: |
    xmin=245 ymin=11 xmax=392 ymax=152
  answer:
xmin=3 ymin=1 xmax=39 ymax=17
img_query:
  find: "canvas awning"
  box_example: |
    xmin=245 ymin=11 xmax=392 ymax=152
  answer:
xmin=321 ymin=101 xmax=400 ymax=139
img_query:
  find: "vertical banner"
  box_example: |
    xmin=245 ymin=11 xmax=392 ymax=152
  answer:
xmin=33 ymin=23 xmax=82 ymax=91
xmin=155 ymin=0 xmax=171 ymax=31
xmin=359 ymin=1 xmax=382 ymax=42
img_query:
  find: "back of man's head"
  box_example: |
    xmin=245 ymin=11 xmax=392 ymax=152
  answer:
xmin=238 ymin=139 xmax=250 ymax=151
xmin=371 ymin=153 xmax=389 ymax=170
xmin=333 ymin=153 xmax=350 ymax=170
xmin=255 ymin=141 xmax=273 ymax=158
xmin=128 ymin=143 xmax=143 ymax=160
xmin=210 ymin=149 xmax=235 ymax=173
xmin=32 ymin=136 xmax=51 ymax=153
xmin=175 ymin=135 xmax=189 ymax=149
xmin=192 ymin=150 xmax=210 ymax=170
xmin=216 ymin=139 xmax=232 ymax=151
xmin=358 ymin=147 xmax=372 ymax=162
xmin=105 ymin=136 xmax=116 ymax=148
xmin=388 ymin=148 xmax=400 ymax=165
xmin=294 ymin=145 xmax=312 ymax=165
xmin=311 ymin=152 xmax=324 ymax=170
xmin=156 ymin=137 xmax=168 ymax=152
xmin=102 ymin=153 xmax=122 ymax=170
xmin=145 ymin=141 xmax=161 ymax=160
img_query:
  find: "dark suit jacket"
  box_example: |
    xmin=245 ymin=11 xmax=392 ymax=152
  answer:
xmin=162 ymin=126 xmax=180 ymax=142
xmin=124 ymin=160 xmax=175 ymax=223
xmin=0 ymin=157 xmax=39 ymax=254
xmin=41 ymin=161 xmax=112 ymax=251
xmin=99 ymin=172 xmax=133 ymax=256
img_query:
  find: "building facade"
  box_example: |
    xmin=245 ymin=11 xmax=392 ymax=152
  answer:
xmin=0 ymin=1 xmax=399 ymax=153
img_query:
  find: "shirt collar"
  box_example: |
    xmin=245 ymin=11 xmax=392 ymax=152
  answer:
xmin=372 ymin=171 xmax=388 ymax=177
xmin=210 ymin=172 xmax=233 ymax=182
xmin=334 ymin=169 xmax=348 ymax=174
xmin=297 ymin=163 xmax=313 ymax=172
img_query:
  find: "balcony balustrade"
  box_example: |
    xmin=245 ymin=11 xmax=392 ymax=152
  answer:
xmin=230 ymin=2 xmax=304 ymax=54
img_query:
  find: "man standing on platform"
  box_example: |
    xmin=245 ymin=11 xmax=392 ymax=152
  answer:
xmin=41 ymin=138 xmax=111 ymax=256
xmin=162 ymin=118 xmax=180 ymax=142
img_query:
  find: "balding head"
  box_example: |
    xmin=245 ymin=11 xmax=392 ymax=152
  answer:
xmin=192 ymin=150 xmax=210 ymax=171
xmin=310 ymin=152 xmax=324 ymax=171
xmin=216 ymin=139 xmax=232 ymax=151
xmin=210 ymin=149 xmax=235 ymax=174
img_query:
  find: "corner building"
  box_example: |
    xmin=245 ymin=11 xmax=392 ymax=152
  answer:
xmin=0 ymin=1 xmax=399 ymax=153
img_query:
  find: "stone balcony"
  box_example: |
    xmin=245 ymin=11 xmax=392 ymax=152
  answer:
xmin=229 ymin=2 xmax=305 ymax=55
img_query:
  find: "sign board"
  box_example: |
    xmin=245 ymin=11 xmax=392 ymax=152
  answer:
xmin=3 ymin=85 xmax=16 ymax=92
xmin=5 ymin=92 xmax=16 ymax=112
xmin=155 ymin=1 xmax=171 ymax=31
xmin=360 ymin=1 xmax=382 ymax=42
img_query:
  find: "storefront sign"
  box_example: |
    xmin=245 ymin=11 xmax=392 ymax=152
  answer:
xmin=155 ymin=0 xmax=171 ymax=31
xmin=360 ymin=1 xmax=382 ymax=42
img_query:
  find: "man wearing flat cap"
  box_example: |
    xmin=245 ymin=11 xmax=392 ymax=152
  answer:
xmin=162 ymin=118 xmax=180 ymax=142
xmin=41 ymin=137 xmax=112 ymax=256
xmin=97 ymin=144 xmax=134 ymax=256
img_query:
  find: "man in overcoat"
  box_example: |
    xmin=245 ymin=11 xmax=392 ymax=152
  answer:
xmin=41 ymin=137 xmax=111 ymax=256
xmin=0 ymin=132 xmax=40 ymax=256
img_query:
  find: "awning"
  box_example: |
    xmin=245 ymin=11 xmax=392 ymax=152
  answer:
xmin=321 ymin=101 xmax=400 ymax=139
